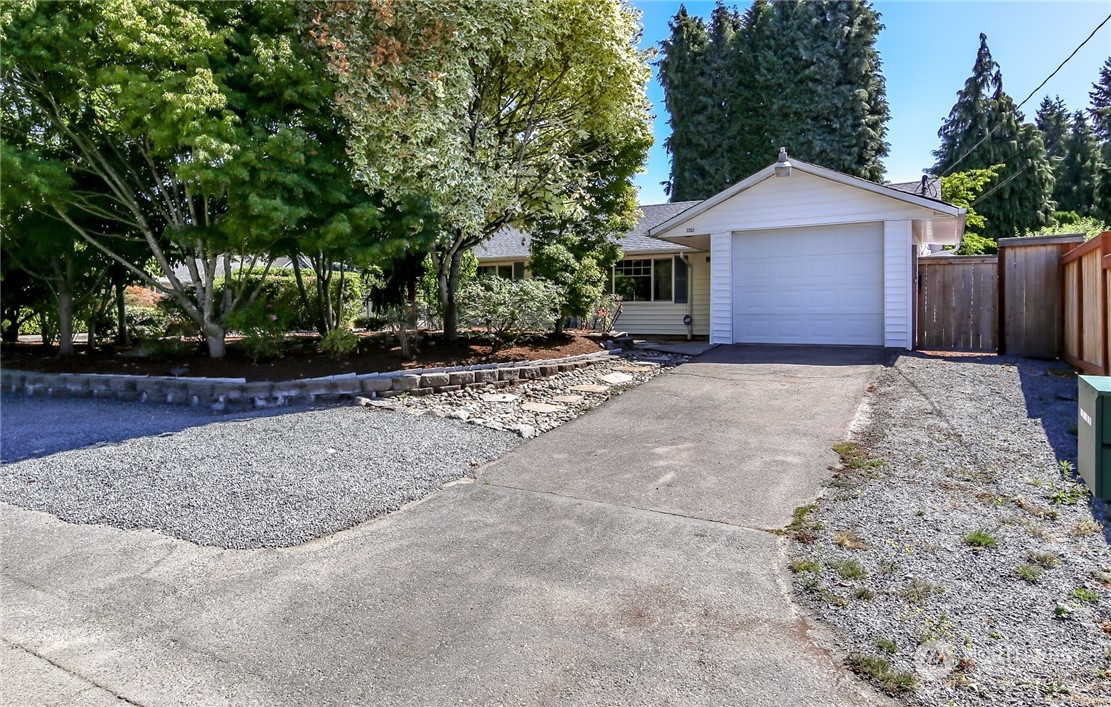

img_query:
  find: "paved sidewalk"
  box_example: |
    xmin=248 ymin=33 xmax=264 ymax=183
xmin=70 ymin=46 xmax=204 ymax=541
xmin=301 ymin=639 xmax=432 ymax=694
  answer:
xmin=2 ymin=345 xmax=889 ymax=705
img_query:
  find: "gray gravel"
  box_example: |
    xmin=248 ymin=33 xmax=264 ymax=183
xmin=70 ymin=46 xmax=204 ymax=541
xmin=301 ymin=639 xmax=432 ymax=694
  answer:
xmin=790 ymin=354 xmax=1111 ymax=705
xmin=1 ymin=405 xmax=519 ymax=548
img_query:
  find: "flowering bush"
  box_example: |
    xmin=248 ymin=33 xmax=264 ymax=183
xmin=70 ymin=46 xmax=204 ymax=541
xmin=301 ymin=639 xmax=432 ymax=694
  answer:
xmin=589 ymin=293 xmax=623 ymax=332
xmin=226 ymin=300 xmax=288 ymax=362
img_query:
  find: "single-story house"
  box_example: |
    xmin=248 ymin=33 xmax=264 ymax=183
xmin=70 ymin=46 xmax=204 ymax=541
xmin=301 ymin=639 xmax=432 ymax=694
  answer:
xmin=475 ymin=155 xmax=966 ymax=349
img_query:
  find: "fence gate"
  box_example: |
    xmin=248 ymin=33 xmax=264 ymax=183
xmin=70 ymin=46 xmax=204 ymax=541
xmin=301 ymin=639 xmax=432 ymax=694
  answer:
xmin=998 ymin=234 xmax=1085 ymax=357
xmin=916 ymin=255 xmax=998 ymax=351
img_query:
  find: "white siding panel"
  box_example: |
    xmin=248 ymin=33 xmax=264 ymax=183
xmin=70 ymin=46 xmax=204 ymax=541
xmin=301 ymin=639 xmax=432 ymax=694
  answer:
xmin=883 ymin=220 xmax=913 ymax=349
xmin=709 ymin=232 xmax=733 ymax=344
xmin=658 ymin=172 xmax=932 ymax=239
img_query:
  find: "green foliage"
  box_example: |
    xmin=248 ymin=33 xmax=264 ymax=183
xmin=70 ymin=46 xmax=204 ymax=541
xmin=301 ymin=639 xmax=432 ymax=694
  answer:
xmin=788 ymin=558 xmax=820 ymax=574
xmin=588 ymin=293 xmax=624 ymax=332
xmin=218 ymin=269 xmax=363 ymax=333
xmin=319 ymin=0 xmax=653 ymax=340
xmin=319 ymin=327 xmax=359 ymax=360
xmin=940 ymin=165 xmax=1005 ymax=254
xmin=828 ymin=559 xmax=867 ymax=581
xmin=963 ymin=529 xmax=999 ymax=549
xmin=383 ymin=303 xmax=425 ymax=360
xmin=659 ymin=0 xmax=890 ymax=199
xmin=418 ymin=252 xmax=477 ymax=324
xmin=1025 ymin=215 xmax=1110 ymax=240
xmin=933 ymin=34 xmax=1054 ymax=240
xmin=845 ymin=654 xmax=918 ymax=695
xmin=1055 ymin=111 xmax=1102 ymax=215
xmin=457 ymin=277 xmax=561 ymax=351
xmin=1 ymin=0 xmax=424 ymax=358
xmin=1036 ymin=96 xmax=1070 ymax=160
xmin=225 ymin=300 xmax=288 ymax=363
xmin=1016 ymin=564 xmax=1043 ymax=584
xmin=1070 ymin=587 xmax=1101 ymax=605
xmin=875 ymin=639 xmax=898 ymax=655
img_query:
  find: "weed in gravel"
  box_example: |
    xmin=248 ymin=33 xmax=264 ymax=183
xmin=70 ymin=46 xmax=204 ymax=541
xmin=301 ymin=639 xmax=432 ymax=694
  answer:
xmin=1070 ymin=587 xmax=1101 ymax=605
xmin=975 ymin=492 xmax=1010 ymax=506
xmin=1047 ymin=482 xmax=1089 ymax=507
xmin=846 ymin=653 xmax=917 ymax=695
xmin=1017 ymin=518 xmax=1050 ymax=539
xmin=789 ymin=558 xmax=821 ymax=574
xmin=854 ymin=587 xmax=876 ymax=601
xmin=1015 ymin=564 xmax=1043 ymax=584
xmin=1014 ymin=496 xmax=1060 ymax=521
xmin=1025 ymin=477 xmax=1047 ymax=488
xmin=917 ymin=612 xmax=955 ymax=644
xmin=832 ymin=442 xmax=883 ymax=471
xmin=1026 ymin=551 xmax=1060 ymax=569
xmin=963 ymin=529 xmax=998 ymax=549
xmin=1070 ymin=519 xmax=1103 ymax=536
xmin=829 ymin=559 xmax=867 ymax=580
xmin=880 ymin=559 xmax=902 ymax=575
xmin=901 ymin=578 xmax=946 ymax=604
xmin=834 ymin=529 xmax=869 ymax=550
xmin=785 ymin=504 xmax=824 ymax=543
xmin=875 ymin=638 xmax=898 ymax=654
xmin=915 ymin=509 xmax=925 ymax=517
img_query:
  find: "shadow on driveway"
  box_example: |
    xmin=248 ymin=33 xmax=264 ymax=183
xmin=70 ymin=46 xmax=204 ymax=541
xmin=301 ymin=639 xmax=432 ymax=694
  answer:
xmin=0 ymin=396 xmax=310 ymax=463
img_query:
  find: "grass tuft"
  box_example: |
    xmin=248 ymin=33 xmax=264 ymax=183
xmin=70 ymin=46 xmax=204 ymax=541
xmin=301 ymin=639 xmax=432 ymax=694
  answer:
xmin=834 ymin=529 xmax=869 ymax=550
xmin=900 ymin=578 xmax=945 ymax=604
xmin=1071 ymin=587 xmax=1101 ymax=605
xmin=875 ymin=638 xmax=898 ymax=654
xmin=789 ymin=558 xmax=820 ymax=575
xmin=1026 ymin=551 xmax=1060 ymax=569
xmin=828 ymin=558 xmax=867 ymax=580
xmin=846 ymin=653 xmax=917 ymax=695
xmin=1015 ymin=564 xmax=1043 ymax=584
xmin=833 ymin=441 xmax=883 ymax=471
xmin=963 ymin=529 xmax=998 ymax=549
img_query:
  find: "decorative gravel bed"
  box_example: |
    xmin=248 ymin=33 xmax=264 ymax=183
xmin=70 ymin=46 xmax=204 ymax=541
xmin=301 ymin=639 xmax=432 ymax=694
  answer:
xmin=789 ymin=354 xmax=1111 ymax=705
xmin=1 ymin=352 xmax=683 ymax=549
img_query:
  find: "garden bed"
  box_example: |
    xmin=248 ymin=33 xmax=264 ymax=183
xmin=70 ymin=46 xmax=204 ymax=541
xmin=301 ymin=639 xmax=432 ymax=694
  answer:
xmin=1 ymin=331 xmax=603 ymax=382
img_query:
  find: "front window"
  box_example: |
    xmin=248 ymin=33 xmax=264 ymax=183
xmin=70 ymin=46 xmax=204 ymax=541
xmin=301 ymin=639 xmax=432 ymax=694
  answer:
xmin=612 ymin=256 xmax=686 ymax=303
xmin=477 ymin=262 xmax=525 ymax=279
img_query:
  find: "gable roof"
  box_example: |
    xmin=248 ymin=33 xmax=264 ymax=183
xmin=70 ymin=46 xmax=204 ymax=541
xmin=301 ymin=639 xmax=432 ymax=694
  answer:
xmin=648 ymin=158 xmax=963 ymax=238
xmin=473 ymin=201 xmax=702 ymax=260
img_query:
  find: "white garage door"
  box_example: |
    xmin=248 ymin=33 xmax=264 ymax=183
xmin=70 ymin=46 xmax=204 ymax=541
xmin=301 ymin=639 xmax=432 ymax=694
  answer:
xmin=732 ymin=223 xmax=884 ymax=345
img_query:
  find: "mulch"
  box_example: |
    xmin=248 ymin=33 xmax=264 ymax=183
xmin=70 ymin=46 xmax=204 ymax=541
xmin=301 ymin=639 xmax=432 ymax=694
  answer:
xmin=1 ymin=331 xmax=605 ymax=383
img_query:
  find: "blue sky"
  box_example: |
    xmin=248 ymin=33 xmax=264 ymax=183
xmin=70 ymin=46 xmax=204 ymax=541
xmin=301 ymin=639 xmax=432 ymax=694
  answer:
xmin=630 ymin=0 xmax=1111 ymax=205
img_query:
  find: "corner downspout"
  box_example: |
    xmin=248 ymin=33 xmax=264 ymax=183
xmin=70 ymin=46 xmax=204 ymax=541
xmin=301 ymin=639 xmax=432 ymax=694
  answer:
xmin=679 ymin=252 xmax=693 ymax=341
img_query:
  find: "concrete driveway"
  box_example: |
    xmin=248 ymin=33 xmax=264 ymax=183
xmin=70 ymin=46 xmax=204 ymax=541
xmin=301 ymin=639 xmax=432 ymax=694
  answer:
xmin=2 ymin=345 xmax=888 ymax=706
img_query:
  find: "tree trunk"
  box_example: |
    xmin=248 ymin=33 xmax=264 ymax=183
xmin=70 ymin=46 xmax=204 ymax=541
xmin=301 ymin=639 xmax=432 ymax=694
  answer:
xmin=442 ymin=249 xmax=463 ymax=342
xmin=87 ymin=318 xmax=98 ymax=352
xmin=554 ymin=315 xmax=565 ymax=336
xmin=290 ymin=255 xmax=323 ymax=336
xmin=204 ymin=323 xmax=226 ymax=358
xmin=57 ymin=285 xmax=74 ymax=357
xmin=115 ymin=279 xmax=129 ymax=346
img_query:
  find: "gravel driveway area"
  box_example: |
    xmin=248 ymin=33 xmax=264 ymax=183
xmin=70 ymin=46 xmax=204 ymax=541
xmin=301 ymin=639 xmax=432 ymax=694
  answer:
xmin=1 ymin=404 xmax=519 ymax=548
xmin=790 ymin=354 xmax=1111 ymax=705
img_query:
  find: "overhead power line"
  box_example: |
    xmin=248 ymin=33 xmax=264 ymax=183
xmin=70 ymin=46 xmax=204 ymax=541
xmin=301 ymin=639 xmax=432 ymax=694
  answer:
xmin=940 ymin=11 xmax=1111 ymax=178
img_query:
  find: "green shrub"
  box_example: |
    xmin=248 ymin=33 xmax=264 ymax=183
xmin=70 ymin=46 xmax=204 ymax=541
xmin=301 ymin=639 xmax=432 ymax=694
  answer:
xmin=457 ymin=276 xmax=560 ymax=351
xmin=217 ymin=268 xmax=364 ymax=332
xmin=963 ymin=529 xmax=998 ymax=549
xmin=320 ymin=327 xmax=359 ymax=359
xmin=226 ymin=300 xmax=287 ymax=362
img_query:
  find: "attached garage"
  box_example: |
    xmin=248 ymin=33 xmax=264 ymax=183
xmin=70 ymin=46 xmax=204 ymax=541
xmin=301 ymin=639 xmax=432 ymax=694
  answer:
xmin=732 ymin=223 xmax=884 ymax=346
xmin=648 ymin=156 xmax=967 ymax=350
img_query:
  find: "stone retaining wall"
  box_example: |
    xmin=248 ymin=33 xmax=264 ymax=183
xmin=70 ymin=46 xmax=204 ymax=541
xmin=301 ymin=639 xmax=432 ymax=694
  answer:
xmin=0 ymin=351 xmax=615 ymax=411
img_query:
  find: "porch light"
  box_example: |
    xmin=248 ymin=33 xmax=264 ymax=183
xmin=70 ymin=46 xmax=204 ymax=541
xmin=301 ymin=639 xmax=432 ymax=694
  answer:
xmin=774 ymin=147 xmax=792 ymax=177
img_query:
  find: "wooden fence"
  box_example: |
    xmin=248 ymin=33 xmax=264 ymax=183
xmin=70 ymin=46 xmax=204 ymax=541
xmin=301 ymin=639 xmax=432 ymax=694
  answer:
xmin=1062 ymin=232 xmax=1110 ymax=375
xmin=998 ymin=235 xmax=1085 ymax=357
xmin=916 ymin=255 xmax=998 ymax=351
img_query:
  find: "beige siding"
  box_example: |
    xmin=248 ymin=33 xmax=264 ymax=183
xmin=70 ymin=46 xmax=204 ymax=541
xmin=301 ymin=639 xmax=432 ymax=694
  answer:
xmin=883 ymin=220 xmax=913 ymax=348
xmin=692 ymin=255 xmax=711 ymax=336
xmin=658 ymin=171 xmax=937 ymax=239
xmin=615 ymin=254 xmax=710 ymax=336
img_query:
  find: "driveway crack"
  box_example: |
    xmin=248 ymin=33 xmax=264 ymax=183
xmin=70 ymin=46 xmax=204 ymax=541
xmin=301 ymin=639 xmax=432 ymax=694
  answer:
xmin=2 ymin=637 xmax=145 ymax=706
xmin=479 ymin=480 xmax=783 ymax=535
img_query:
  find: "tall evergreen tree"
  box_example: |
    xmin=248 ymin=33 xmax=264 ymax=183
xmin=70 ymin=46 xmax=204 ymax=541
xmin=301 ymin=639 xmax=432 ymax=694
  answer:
xmin=1089 ymin=58 xmax=1111 ymax=221
xmin=1056 ymin=111 xmax=1102 ymax=216
xmin=698 ymin=1 xmax=742 ymax=193
xmin=933 ymin=33 xmax=1054 ymax=240
xmin=659 ymin=6 xmax=709 ymax=201
xmin=659 ymin=0 xmax=889 ymax=200
xmin=1035 ymin=96 xmax=1070 ymax=160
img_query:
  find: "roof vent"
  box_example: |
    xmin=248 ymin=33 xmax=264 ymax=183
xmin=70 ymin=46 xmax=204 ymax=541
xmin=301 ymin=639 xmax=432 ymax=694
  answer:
xmin=774 ymin=147 xmax=792 ymax=177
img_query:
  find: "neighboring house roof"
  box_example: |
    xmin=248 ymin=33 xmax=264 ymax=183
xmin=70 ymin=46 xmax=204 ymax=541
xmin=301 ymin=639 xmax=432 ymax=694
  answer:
xmin=648 ymin=158 xmax=964 ymax=239
xmin=886 ymin=177 xmax=943 ymax=202
xmin=473 ymin=201 xmax=703 ymax=260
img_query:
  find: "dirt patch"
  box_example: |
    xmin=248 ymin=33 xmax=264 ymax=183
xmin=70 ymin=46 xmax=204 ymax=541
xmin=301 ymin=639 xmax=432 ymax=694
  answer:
xmin=2 ymin=331 xmax=604 ymax=382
